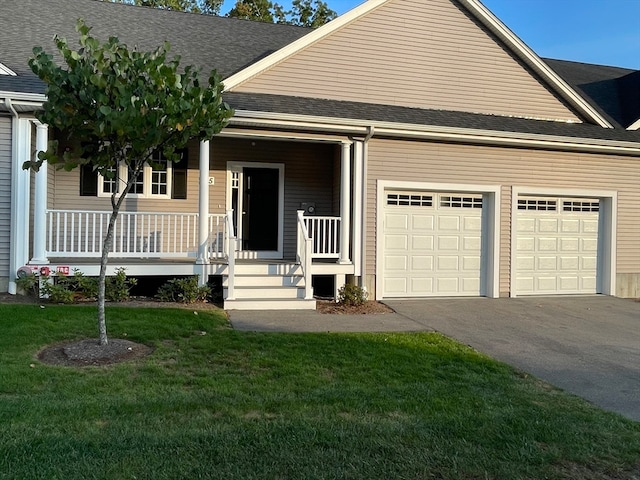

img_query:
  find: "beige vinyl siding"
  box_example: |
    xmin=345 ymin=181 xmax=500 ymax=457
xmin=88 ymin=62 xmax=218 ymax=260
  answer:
xmin=233 ymin=0 xmax=580 ymax=123
xmin=366 ymin=138 xmax=640 ymax=296
xmin=51 ymin=137 xmax=337 ymax=260
xmin=0 ymin=116 xmax=11 ymax=288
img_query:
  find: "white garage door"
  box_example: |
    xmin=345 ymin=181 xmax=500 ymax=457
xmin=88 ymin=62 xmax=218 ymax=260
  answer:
xmin=516 ymin=197 xmax=599 ymax=295
xmin=382 ymin=192 xmax=484 ymax=297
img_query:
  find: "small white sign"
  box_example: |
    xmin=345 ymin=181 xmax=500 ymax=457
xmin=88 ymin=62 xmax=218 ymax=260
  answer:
xmin=208 ymin=177 xmax=215 ymax=185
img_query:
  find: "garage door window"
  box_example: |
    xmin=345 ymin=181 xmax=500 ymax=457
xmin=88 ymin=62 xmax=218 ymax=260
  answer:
xmin=440 ymin=195 xmax=483 ymax=208
xmin=386 ymin=193 xmax=433 ymax=207
xmin=563 ymin=201 xmax=599 ymax=212
xmin=518 ymin=198 xmax=557 ymax=211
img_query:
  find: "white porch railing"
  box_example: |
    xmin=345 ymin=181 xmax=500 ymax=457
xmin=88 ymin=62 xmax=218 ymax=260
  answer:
xmin=304 ymin=215 xmax=341 ymax=258
xmin=297 ymin=211 xmax=313 ymax=299
xmin=224 ymin=210 xmax=236 ymax=300
xmin=46 ymin=209 xmax=227 ymax=259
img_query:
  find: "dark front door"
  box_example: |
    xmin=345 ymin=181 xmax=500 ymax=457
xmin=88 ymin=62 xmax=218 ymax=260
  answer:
xmin=242 ymin=167 xmax=279 ymax=251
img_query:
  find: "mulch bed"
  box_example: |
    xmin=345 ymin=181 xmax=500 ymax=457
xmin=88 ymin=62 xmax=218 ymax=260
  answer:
xmin=37 ymin=338 xmax=154 ymax=367
xmin=316 ymin=300 xmax=394 ymax=315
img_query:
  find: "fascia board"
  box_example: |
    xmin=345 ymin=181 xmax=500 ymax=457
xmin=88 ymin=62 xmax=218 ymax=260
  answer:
xmin=223 ymin=0 xmax=389 ymax=91
xmin=229 ymin=109 xmax=640 ymax=155
xmin=459 ymin=0 xmax=614 ymax=129
xmin=0 ymin=91 xmax=46 ymax=103
xmin=0 ymin=63 xmax=17 ymax=76
xmin=627 ymin=118 xmax=640 ymax=131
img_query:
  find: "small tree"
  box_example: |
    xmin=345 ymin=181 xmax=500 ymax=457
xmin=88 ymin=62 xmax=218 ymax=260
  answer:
xmin=26 ymin=20 xmax=233 ymax=345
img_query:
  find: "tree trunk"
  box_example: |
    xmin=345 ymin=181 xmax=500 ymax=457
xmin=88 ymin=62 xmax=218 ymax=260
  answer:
xmin=97 ymin=211 xmax=118 ymax=346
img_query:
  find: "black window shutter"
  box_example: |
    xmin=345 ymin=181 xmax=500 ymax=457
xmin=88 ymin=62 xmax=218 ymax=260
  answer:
xmin=80 ymin=164 xmax=98 ymax=196
xmin=172 ymin=148 xmax=188 ymax=199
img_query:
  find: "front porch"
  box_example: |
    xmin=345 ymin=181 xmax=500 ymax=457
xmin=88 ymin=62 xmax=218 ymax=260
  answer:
xmin=15 ymin=129 xmax=367 ymax=309
xmin=34 ymin=208 xmax=354 ymax=309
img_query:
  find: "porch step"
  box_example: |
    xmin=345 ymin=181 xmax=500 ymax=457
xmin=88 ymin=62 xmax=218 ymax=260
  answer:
xmin=223 ymin=262 xmax=314 ymax=310
xmin=224 ymin=298 xmax=316 ymax=310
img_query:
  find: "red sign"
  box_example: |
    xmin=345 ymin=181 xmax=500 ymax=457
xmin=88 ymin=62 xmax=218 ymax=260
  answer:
xmin=56 ymin=266 xmax=70 ymax=275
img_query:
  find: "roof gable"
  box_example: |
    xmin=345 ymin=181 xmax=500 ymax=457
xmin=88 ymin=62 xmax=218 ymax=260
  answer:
xmin=226 ymin=0 xmax=610 ymax=125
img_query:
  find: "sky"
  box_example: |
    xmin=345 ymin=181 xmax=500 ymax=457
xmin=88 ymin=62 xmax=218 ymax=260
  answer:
xmin=220 ymin=0 xmax=640 ymax=69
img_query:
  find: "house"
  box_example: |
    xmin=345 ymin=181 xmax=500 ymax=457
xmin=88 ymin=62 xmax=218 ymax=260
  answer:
xmin=1 ymin=0 xmax=638 ymax=309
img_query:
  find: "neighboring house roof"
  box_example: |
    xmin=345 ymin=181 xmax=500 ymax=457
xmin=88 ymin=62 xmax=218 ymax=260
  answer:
xmin=0 ymin=0 xmax=638 ymax=143
xmin=545 ymin=59 xmax=640 ymax=130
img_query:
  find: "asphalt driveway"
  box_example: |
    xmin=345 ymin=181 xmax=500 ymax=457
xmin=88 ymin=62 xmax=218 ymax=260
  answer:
xmin=384 ymin=296 xmax=640 ymax=421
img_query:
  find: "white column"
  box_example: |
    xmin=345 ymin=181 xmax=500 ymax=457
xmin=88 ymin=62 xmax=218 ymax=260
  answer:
xmin=197 ymin=140 xmax=210 ymax=266
xmin=8 ymin=118 xmax=32 ymax=294
xmin=352 ymin=141 xmax=364 ymax=276
xmin=339 ymin=141 xmax=351 ymax=264
xmin=30 ymin=122 xmax=49 ymax=264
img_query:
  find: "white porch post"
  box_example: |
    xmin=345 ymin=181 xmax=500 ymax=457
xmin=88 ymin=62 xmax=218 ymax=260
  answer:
xmin=30 ymin=121 xmax=49 ymax=264
xmin=352 ymin=140 xmax=364 ymax=276
xmin=8 ymin=118 xmax=32 ymax=294
xmin=197 ymin=140 xmax=210 ymax=269
xmin=339 ymin=141 xmax=351 ymax=264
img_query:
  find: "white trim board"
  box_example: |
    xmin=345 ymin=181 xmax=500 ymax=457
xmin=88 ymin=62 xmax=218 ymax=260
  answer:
xmin=375 ymin=180 xmax=501 ymax=300
xmin=510 ymin=186 xmax=617 ymax=297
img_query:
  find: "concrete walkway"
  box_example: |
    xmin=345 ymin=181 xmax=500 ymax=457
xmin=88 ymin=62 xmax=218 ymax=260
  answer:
xmin=229 ymin=296 xmax=640 ymax=421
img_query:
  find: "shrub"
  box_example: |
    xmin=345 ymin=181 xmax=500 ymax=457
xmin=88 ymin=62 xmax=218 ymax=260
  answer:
xmin=41 ymin=274 xmax=75 ymax=304
xmin=337 ymin=283 xmax=368 ymax=306
xmin=156 ymin=276 xmax=210 ymax=304
xmin=15 ymin=272 xmax=39 ymax=297
xmin=105 ymin=268 xmax=137 ymax=302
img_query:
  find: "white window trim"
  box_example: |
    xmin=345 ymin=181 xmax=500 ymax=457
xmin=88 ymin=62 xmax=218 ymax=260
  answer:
xmin=98 ymin=161 xmax=172 ymax=199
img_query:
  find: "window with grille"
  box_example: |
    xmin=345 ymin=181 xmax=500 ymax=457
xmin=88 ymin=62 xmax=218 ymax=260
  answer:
xmin=563 ymin=200 xmax=599 ymax=212
xmin=386 ymin=193 xmax=433 ymax=207
xmin=517 ymin=199 xmax=557 ymax=211
xmin=440 ymin=195 xmax=483 ymax=208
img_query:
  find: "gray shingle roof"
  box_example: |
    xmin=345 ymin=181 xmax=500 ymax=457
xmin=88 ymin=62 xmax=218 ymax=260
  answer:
xmin=224 ymin=92 xmax=640 ymax=143
xmin=0 ymin=0 xmax=309 ymax=88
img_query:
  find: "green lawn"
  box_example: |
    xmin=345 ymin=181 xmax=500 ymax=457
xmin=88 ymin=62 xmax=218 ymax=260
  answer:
xmin=1 ymin=304 xmax=638 ymax=480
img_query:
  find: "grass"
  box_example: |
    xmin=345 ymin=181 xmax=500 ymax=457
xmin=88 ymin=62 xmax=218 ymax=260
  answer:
xmin=0 ymin=304 xmax=639 ymax=480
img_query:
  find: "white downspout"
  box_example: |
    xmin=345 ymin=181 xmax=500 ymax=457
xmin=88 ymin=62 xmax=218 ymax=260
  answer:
xmin=30 ymin=121 xmax=49 ymax=264
xmin=6 ymin=98 xmax=32 ymax=294
xmin=359 ymin=126 xmax=374 ymax=288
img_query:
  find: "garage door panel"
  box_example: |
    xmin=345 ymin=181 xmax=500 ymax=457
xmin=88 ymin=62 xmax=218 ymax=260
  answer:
xmin=438 ymin=236 xmax=460 ymax=250
xmin=583 ymin=219 xmax=598 ymax=233
xmin=385 ymin=234 xmax=408 ymax=250
xmin=410 ymin=278 xmax=433 ymax=294
xmin=385 ymin=277 xmax=408 ymax=294
xmin=516 ymin=196 xmax=599 ymax=295
xmin=385 ymin=255 xmax=408 ymax=271
xmin=385 ymin=213 xmax=409 ymax=229
xmin=537 ymin=256 xmax=557 ymax=270
xmin=561 ymin=219 xmax=580 ymax=233
xmin=463 ymin=236 xmax=481 ymax=250
xmin=412 ymin=235 xmax=434 ymax=250
xmin=412 ymin=215 xmax=435 ymax=230
xmin=437 ymin=256 xmax=459 ymax=270
xmin=462 ymin=256 xmax=481 ymax=271
xmin=538 ymin=238 xmax=558 ymax=251
xmin=382 ymin=191 xmax=484 ymax=298
xmin=411 ymin=256 xmax=433 ymax=270
xmin=539 ymin=218 xmax=559 ymax=232
xmin=438 ymin=216 xmax=460 ymax=231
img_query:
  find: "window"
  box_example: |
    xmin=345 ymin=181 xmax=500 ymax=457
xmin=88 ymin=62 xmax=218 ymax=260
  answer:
xmin=440 ymin=195 xmax=483 ymax=208
xmin=517 ymin=198 xmax=557 ymax=211
xmin=84 ymin=149 xmax=188 ymax=199
xmin=386 ymin=192 xmax=433 ymax=206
